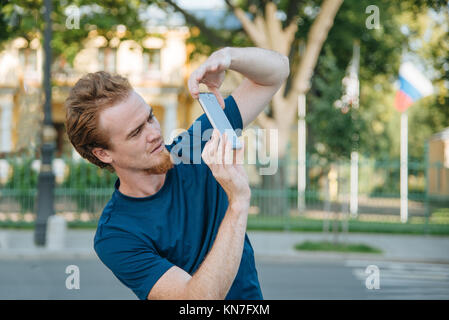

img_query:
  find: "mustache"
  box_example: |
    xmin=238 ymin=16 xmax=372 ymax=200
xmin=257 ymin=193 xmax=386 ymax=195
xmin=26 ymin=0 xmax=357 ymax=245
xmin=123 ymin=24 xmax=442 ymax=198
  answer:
xmin=145 ymin=147 xmax=174 ymax=174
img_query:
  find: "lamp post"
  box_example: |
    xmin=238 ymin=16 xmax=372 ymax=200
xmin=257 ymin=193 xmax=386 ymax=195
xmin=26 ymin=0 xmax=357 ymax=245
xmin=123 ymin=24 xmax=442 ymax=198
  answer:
xmin=34 ymin=0 xmax=55 ymax=246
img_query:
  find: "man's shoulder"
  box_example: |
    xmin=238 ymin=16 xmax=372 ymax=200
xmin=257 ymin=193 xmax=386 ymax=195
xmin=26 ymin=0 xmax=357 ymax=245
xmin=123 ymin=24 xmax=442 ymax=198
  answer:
xmin=93 ymin=211 xmax=141 ymax=257
xmin=94 ymin=197 xmax=132 ymax=242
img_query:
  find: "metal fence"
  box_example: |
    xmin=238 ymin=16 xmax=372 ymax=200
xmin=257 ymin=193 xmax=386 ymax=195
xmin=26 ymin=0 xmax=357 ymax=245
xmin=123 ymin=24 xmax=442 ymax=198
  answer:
xmin=0 ymin=156 xmax=448 ymax=227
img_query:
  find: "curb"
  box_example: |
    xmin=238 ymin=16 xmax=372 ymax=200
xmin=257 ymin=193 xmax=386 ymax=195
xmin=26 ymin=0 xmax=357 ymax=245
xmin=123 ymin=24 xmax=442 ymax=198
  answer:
xmin=0 ymin=248 xmax=96 ymax=260
xmin=254 ymin=252 xmax=449 ymax=265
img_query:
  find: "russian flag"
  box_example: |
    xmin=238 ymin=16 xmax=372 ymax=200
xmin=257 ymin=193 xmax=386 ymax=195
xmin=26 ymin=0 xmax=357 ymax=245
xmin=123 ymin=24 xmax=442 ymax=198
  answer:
xmin=395 ymin=62 xmax=433 ymax=112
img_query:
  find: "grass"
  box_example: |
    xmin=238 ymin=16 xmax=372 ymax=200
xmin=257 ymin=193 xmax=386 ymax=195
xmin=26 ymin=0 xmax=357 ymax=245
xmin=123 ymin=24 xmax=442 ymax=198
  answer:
xmin=1 ymin=212 xmax=449 ymax=236
xmin=431 ymin=208 xmax=449 ymax=224
xmin=294 ymin=240 xmax=383 ymax=254
xmin=246 ymin=215 xmax=449 ymax=236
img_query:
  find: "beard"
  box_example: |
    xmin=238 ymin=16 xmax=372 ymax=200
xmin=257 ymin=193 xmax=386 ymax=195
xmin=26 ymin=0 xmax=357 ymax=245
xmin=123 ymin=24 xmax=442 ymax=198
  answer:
xmin=144 ymin=146 xmax=174 ymax=175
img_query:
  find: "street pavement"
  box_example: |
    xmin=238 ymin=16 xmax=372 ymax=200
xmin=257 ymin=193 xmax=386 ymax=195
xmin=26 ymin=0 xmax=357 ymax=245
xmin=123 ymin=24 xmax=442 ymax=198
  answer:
xmin=1 ymin=229 xmax=449 ymax=263
xmin=0 ymin=229 xmax=448 ymax=299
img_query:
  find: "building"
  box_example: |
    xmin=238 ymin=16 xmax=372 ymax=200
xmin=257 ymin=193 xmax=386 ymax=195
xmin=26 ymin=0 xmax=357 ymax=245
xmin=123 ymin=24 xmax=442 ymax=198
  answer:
xmin=428 ymin=127 xmax=449 ymax=199
xmin=0 ymin=25 xmax=211 ymax=158
xmin=0 ymin=3 xmax=251 ymax=160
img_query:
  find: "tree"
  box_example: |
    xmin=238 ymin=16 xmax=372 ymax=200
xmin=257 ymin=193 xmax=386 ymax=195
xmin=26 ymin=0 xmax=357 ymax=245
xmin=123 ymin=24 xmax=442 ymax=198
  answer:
xmin=0 ymin=0 xmax=150 ymax=158
xmin=156 ymin=0 xmax=449 ymax=215
xmin=158 ymin=0 xmax=342 ymax=215
xmin=0 ymin=0 xmax=149 ymax=65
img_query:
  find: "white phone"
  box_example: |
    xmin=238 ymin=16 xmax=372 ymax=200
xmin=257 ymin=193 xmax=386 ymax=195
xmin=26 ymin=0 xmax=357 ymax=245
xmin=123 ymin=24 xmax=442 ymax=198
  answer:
xmin=198 ymin=92 xmax=242 ymax=150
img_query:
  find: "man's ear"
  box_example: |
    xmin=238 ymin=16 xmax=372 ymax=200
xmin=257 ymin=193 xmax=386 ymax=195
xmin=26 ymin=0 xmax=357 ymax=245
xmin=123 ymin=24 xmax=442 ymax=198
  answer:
xmin=92 ymin=147 xmax=112 ymax=164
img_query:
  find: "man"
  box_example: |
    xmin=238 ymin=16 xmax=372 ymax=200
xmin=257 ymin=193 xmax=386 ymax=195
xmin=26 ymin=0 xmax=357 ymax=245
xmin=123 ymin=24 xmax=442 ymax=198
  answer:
xmin=65 ymin=47 xmax=289 ymax=300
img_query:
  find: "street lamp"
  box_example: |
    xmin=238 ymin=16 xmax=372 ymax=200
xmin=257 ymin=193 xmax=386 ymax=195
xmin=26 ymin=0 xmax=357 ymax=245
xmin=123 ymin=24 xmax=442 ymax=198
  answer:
xmin=34 ymin=0 xmax=55 ymax=246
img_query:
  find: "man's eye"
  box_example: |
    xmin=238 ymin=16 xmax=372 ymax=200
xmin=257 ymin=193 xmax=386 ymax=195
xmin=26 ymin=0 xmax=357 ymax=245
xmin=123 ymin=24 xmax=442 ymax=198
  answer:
xmin=132 ymin=113 xmax=154 ymax=138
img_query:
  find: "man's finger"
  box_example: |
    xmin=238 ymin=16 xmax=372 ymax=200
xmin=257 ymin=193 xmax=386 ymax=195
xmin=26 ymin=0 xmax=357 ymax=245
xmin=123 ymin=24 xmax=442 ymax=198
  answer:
xmin=188 ymin=74 xmax=200 ymax=99
xmin=203 ymin=130 xmax=218 ymax=161
xmin=223 ymin=133 xmax=233 ymax=166
xmin=235 ymin=138 xmax=245 ymax=165
xmin=189 ymin=67 xmax=206 ymax=99
xmin=207 ymin=63 xmax=218 ymax=72
xmin=211 ymin=130 xmax=221 ymax=155
xmin=215 ymin=131 xmax=224 ymax=165
xmin=195 ymin=66 xmax=206 ymax=81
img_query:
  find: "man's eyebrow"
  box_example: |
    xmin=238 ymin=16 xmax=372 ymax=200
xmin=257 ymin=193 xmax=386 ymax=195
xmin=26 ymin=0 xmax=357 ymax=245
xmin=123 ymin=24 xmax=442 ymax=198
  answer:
xmin=125 ymin=107 xmax=153 ymax=140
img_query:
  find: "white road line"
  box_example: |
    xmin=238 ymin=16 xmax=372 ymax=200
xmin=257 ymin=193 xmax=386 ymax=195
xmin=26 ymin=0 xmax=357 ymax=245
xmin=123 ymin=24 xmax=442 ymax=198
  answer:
xmin=347 ymin=260 xmax=449 ymax=298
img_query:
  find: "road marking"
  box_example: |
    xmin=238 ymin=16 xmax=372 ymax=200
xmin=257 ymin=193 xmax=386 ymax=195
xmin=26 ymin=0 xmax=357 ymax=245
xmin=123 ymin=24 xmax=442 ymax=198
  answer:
xmin=346 ymin=260 xmax=449 ymax=298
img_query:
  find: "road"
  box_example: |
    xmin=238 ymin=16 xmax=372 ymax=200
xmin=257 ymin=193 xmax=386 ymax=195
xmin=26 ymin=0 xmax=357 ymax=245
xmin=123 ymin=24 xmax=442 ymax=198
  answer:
xmin=258 ymin=257 xmax=449 ymax=299
xmin=1 ymin=256 xmax=448 ymax=300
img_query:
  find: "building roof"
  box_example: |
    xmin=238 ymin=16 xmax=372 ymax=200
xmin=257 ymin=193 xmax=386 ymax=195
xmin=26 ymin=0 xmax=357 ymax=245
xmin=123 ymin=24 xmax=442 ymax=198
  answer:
xmin=187 ymin=9 xmax=243 ymax=30
xmin=431 ymin=127 xmax=449 ymax=141
xmin=144 ymin=5 xmax=244 ymax=30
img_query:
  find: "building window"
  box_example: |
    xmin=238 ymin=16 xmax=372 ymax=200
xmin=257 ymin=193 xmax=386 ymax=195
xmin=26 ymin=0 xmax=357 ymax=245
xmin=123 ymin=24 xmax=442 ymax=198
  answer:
xmin=18 ymin=48 xmax=38 ymax=73
xmin=143 ymin=48 xmax=161 ymax=73
xmin=99 ymin=47 xmax=117 ymax=73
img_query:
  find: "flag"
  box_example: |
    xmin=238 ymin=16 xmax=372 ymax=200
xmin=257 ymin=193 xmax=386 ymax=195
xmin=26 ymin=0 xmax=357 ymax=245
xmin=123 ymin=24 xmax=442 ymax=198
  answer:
xmin=394 ymin=62 xmax=434 ymax=112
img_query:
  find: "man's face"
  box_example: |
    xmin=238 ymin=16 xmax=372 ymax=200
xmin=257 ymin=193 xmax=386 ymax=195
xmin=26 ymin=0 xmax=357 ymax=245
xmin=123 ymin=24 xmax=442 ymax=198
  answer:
xmin=98 ymin=90 xmax=173 ymax=174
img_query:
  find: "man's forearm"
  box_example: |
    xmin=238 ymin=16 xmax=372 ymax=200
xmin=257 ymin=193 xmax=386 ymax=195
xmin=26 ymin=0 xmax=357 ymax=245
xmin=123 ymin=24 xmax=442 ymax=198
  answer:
xmin=185 ymin=200 xmax=249 ymax=299
xmin=226 ymin=47 xmax=290 ymax=86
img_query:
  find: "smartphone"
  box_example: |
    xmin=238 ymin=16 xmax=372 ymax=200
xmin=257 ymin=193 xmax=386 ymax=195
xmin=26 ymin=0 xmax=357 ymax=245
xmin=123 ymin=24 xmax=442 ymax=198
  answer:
xmin=198 ymin=92 xmax=242 ymax=149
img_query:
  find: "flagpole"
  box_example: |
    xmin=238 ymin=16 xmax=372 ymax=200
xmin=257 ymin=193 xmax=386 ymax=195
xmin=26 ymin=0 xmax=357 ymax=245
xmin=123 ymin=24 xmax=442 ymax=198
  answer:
xmin=297 ymin=94 xmax=306 ymax=213
xmin=400 ymin=110 xmax=408 ymax=223
xmin=395 ymin=61 xmax=434 ymax=224
xmin=350 ymin=40 xmax=360 ymax=218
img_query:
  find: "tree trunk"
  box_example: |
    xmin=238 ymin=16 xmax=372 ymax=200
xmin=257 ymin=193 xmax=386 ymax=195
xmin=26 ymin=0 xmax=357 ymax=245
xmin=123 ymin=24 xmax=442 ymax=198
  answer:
xmin=257 ymin=157 xmax=289 ymax=217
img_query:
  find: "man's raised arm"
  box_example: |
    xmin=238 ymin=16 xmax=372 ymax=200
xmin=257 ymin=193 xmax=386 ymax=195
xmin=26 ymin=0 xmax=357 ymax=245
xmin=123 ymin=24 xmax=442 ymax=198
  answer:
xmin=188 ymin=47 xmax=290 ymax=128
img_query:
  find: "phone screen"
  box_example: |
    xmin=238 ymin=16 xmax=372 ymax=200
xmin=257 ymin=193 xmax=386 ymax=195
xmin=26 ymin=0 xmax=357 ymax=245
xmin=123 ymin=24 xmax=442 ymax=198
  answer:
xmin=198 ymin=93 xmax=242 ymax=149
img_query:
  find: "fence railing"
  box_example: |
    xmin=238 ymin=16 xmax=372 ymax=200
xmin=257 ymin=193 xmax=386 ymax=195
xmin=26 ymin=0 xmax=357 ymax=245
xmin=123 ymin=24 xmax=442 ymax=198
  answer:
xmin=0 ymin=156 xmax=448 ymax=226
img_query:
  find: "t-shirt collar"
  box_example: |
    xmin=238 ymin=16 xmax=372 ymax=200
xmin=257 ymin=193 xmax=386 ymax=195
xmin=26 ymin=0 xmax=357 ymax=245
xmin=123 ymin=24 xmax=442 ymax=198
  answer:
xmin=113 ymin=169 xmax=173 ymax=202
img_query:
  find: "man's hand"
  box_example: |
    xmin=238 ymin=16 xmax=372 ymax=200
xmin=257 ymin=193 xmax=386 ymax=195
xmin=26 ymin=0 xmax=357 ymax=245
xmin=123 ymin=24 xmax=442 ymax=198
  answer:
xmin=148 ymin=129 xmax=251 ymax=300
xmin=193 ymin=47 xmax=289 ymax=128
xmin=202 ymin=129 xmax=251 ymax=206
xmin=188 ymin=48 xmax=231 ymax=109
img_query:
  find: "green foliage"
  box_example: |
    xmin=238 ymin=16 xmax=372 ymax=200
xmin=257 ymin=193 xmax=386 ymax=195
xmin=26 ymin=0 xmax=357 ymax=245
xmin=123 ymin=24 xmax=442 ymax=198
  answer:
xmin=1 ymin=0 xmax=447 ymax=168
xmin=61 ymin=159 xmax=116 ymax=213
xmin=3 ymin=157 xmax=38 ymax=213
xmin=294 ymin=240 xmax=383 ymax=254
xmin=306 ymin=46 xmax=358 ymax=162
xmin=247 ymin=216 xmax=449 ymax=235
xmin=4 ymin=157 xmax=38 ymax=189
xmin=3 ymin=157 xmax=116 ymax=213
xmin=0 ymin=0 xmax=149 ymax=65
xmin=62 ymin=158 xmax=117 ymax=189
xmin=163 ymin=0 xmax=448 ymax=164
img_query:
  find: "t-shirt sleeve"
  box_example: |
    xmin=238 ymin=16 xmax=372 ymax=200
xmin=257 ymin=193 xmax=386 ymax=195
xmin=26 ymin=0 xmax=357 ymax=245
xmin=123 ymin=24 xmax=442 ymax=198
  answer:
xmin=94 ymin=233 xmax=175 ymax=300
xmin=168 ymin=95 xmax=243 ymax=164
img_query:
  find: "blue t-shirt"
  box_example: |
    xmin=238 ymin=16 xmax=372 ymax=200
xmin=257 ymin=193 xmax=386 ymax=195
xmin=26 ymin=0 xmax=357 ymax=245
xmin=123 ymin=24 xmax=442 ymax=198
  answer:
xmin=94 ymin=95 xmax=263 ymax=300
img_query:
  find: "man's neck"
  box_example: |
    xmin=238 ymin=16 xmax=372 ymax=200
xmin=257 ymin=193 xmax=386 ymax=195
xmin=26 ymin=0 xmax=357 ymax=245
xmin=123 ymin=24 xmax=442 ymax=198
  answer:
xmin=116 ymin=169 xmax=167 ymax=198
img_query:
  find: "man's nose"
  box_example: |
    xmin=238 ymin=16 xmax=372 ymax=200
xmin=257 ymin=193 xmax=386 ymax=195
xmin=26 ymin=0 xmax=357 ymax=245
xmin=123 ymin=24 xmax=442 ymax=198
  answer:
xmin=144 ymin=123 xmax=161 ymax=143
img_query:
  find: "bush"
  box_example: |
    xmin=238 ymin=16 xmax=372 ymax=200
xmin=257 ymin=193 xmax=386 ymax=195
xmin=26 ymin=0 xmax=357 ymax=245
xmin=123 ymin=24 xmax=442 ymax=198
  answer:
xmin=61 ymin=159 xmax=117 ymax=213
xmin=4 ymin=158 xmax=38 ymax=213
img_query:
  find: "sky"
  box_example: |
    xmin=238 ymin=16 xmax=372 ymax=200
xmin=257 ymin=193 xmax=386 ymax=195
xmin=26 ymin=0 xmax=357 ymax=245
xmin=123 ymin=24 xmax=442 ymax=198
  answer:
xmin=177 ymin=0 xmax=225 ymax=10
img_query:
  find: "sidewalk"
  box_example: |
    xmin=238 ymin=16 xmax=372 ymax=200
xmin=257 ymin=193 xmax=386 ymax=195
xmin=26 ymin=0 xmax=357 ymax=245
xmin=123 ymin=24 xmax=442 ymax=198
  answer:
xmin=1 ymin=229 xmax=449 ymax=263
xmin=248 ymin=231 xmax=449 ymax=264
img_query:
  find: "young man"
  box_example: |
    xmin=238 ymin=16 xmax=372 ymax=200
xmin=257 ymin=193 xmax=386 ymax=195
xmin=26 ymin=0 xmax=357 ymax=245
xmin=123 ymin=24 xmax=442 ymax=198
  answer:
xmin=65 ymin=47 xmax=289 ymax=300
